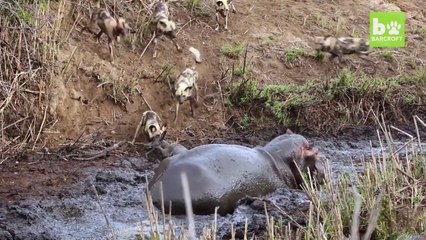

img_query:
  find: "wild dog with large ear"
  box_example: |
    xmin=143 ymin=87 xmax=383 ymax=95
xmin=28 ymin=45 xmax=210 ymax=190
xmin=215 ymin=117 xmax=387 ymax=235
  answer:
xmin=151 ymin=0 xmax=181 ymax=58
xmin=81 ymin=0 xmax=132 ymax=61
xmin=173 ymin=47 xmax=202 ymax=124
xmin=215 ymin=0 xmax=236 ymax=31
xmin=314 ymin=36 xmax=371 ymax=63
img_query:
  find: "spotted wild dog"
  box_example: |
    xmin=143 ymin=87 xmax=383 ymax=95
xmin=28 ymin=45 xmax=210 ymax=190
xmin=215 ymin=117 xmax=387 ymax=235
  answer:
xmin=81 ymin=0 xmax=132 ymax=61
xmin=150 ymin=0 xmax=181 ymax=58
xmin=215 ymin=0 xmax=236 ymax=31
xmin=140 ymin=110 xmax=167 ymax=143
xmin=173 ymin=47 xmax=202 ymax=124
xmin=314 ymin=36 xmax=371 ymax=62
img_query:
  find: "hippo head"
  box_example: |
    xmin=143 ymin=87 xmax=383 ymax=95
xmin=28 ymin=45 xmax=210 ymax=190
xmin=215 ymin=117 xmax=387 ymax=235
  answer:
xmin=263 ymin=129 xmax=325 ymax=188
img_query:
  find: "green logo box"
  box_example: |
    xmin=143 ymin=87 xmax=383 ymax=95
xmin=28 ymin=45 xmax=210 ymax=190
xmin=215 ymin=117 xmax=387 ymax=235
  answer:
xmin=370 ymin=12 xmax=406 ymax=48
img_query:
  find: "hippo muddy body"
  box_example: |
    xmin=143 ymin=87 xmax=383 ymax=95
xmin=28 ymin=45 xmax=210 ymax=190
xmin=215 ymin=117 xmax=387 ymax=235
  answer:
xmin=148 ymin=131 xmax=324 ymax=216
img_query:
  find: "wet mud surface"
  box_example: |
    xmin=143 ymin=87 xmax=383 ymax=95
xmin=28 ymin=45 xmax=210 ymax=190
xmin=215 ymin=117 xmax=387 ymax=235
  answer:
xmin=1 ymin=130 xmax=425 ymax=240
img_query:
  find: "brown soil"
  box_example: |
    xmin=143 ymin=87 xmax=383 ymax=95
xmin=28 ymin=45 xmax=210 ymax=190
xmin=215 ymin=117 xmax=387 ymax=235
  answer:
xmin=1 ymin=0 xmax=426 ymax=208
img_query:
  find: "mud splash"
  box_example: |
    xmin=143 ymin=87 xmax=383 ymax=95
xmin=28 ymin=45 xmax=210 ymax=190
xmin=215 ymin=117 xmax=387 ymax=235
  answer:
xmin=1 ymin=134 xmax=424 ymax=240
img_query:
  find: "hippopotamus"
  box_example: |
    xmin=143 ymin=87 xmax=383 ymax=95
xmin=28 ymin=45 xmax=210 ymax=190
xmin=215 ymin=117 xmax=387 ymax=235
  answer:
xmin=148 ymin=130 xmax=325 ymax=216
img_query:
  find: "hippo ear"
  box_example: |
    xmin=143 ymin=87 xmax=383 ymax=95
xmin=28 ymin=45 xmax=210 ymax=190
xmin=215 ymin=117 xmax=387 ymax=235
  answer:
xmin=303 ymin=147 xmax=319 ymax=162
xmin=286 ymin=129 xmax=294 ymax=134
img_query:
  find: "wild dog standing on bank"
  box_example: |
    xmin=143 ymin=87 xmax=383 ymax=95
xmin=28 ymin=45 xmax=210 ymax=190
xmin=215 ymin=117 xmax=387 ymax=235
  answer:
xmin=150 ymin=0 xmax=181 ymax=58
xmin=215 ymin=0 xmax=236 ymax=31
xmin=173 ymin=47 xmax=202 ymax=124
xmin=314 ymin=36 xmax=371 ymax=62
xmin=81 ymin=0 xmax=132 ymax=61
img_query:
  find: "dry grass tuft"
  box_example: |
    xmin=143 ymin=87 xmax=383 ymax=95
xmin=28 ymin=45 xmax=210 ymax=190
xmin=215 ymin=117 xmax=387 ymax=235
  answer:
xmin=0 ymin=0 xmax=67 ymax=156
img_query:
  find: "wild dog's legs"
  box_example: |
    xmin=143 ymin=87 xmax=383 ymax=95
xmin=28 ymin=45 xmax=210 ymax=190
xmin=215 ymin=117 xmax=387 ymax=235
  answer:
xmin=189 ymin=97 xmax=196 ymax=118
xmin=194 ymin=82 xmax=199 ymax=102
xmin=230 ymin=2 xmax=236 ymax=13
xmin=108 ymin=39 xmax=114 ymax=62
xmin=215 ymin=12 xmax=220 ymax=31
xmin=170 ymin=38 xmax=182 ymax=52
xmin=153 ymin=37 xmax=158 ymax=58
xmin=224 ymin=14 xmax=228 ymax=30
xmin=95 ymin=30 xmax=103 ymax=43
xmin=174 ymin=102 xmax=180 ymax=124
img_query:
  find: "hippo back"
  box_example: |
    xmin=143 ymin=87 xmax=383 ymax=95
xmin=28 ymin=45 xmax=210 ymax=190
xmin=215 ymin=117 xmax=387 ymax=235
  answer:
xmin=149 ymin=144 xmax=284 ymax=215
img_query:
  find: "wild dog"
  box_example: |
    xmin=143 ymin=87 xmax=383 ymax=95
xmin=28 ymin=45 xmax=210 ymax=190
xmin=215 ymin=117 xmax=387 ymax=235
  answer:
xmin=132 ymin=110 xmax=167 ymax=148
xmin=150 ymin=0 xmax=181 ymax=58
xmin=173 ymin=47 xmax=202 ymax=124
xmin=314 ymin=36 xmax=371 ymax=62
xmin=141 ymin=110 xmax=167 ymax=142
xmin=215 ymin=0 xmax=236 ymax=31
xmin=81 ymin=0 xmax=131 ymax=61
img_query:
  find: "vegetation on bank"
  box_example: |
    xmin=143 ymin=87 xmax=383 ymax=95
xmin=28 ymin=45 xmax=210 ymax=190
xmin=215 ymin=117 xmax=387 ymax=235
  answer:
xmin=226 ymin=67 xmax=426 ymax=132
xmin=0 ymin=0 xmax=62 ymax=155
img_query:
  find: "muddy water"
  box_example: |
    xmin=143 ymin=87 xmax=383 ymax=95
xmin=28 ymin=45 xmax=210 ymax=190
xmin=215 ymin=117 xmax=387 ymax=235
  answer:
xmin=1 ymin=135 xmax=424 ymax=240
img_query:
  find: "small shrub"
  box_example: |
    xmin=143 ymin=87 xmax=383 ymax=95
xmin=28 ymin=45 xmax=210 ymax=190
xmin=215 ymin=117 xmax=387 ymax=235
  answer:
xmin=285 ymin=48 xmax=306 ymax=62
xmin=233 ymin=66 xmax=251 ymax=79
xmin=222 ymin=42 xmax=246 ymax=58
xmin=381 ymin=50 xmax=394 ymax=61
xmin=17 ymin=9 xmax=32 ymax=24
xmin=226 ymin=79 xmax=258 ymax=106
xmin=420 ymin=26 xmax=426 ymax=38
xmin=238 ymin=114 xmax=253 ymax=129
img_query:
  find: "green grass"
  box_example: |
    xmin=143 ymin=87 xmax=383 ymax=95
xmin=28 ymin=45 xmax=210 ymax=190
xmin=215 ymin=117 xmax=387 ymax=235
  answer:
xmin=302 ymin=118 xmax=426 ymax=239
xmin=233 ymin=66 xmax=251 ymax=79
xmin=285 ymin=48 xmax=307 ymax=62
xmin=222 ymin=42 xmax=246 ymax=58
xmin=238 ymin=114 xmax=253 ymax=129
xmin=381 ymin=50 xmax=394 ymax=61
xmin=226 ymin=68 xmax=426 ymax=130
xmin=420 ymin=26 xmax=426 ymax=38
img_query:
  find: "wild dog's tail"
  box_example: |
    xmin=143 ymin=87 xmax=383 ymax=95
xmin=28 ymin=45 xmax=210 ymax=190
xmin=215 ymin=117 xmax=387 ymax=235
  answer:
xmin=95 ymin=0 xmax=101 ymax=9
xmin=189 ymin=47 xmax=202 ymax=64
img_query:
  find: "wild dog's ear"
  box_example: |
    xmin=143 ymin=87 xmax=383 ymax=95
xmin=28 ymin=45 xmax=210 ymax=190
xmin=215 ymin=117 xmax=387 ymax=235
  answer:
xmin=161 ymin=122 xmax=168 ymax=132
xmin=286 ymin=129 xmax=294 ymax=134
xmin=159 ymin=124 xmax=168 ymax=142
xmin=158 ymin=20 xmax=167 ymax=30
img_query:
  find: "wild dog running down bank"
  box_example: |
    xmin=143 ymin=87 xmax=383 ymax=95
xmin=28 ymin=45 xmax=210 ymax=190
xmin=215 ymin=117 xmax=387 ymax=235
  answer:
xmin=140 ymin=110 xmax=167 ymax=143
xmin=173 ymin=47 xmax=202 ymax=124
xmin=314 ymin=36 xmax=371 ymax=62
xmin=81 ymin=0 xmax=132 ymax=62
xmin=215 ymin=0 xmax=236 ymax=31
xmin=150 ymin=0 xmax=181 ymax=58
